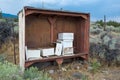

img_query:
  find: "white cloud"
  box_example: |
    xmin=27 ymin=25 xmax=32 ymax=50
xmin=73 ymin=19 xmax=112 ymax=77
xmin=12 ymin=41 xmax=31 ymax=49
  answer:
xmin=0 ymin=0 xmax=24 ymax=14
xmin=26 ymin=0 xmax=100 ymax=7
xmin=91 ymin=16 xmax=120 ymax=22
xmin=107 ymin=16 xmax=120 ymax=22
xmin=0 ymin=0 xmax=119 ymax=22
xmin=0 ymin=0 xmax=101 ymax=14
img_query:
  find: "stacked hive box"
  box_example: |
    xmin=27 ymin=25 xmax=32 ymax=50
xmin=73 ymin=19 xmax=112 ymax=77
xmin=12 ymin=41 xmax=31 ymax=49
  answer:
xmin=25 ymin=33 xmax=74 ymax=60
xmin=58 ymin=33 xmax=74 ymax=55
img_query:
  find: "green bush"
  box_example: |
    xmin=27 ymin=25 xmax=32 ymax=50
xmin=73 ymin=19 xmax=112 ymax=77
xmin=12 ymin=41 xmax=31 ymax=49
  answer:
xmin=24 ymin=67 xmax=52 ymax=80
xmin=90 ymin=59 xmax=101 ymax=74
xmin=82 ymin=75 xmax=88 ymax=80
xmin=0 ymin=54 xmax=6 ymax=62
xmin=0 ymin=11 xmax=2 ymax=19
xmin=113 ymin=27 xmax=120 ymax=32
xmin=0 ymin=21 xmax=13 ymax=45
xmin=95 ymin=20 xmax=120 ymax=28
xmin=0 ymin=61 xmax=23 ymax=80
xmin=107 ymin=21 xmax=120 ymax=27
xmin=0 ymin=61 xmax=52 ymax=80
xmin=95 ymin=20 xmax=104 ymax=27
xmin=105 ymin=26 xmax=115 ymax=31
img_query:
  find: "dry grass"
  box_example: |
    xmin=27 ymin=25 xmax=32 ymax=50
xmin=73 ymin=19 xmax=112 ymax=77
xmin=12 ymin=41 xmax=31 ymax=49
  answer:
xmin=0 ymin=40 xmax=19 ymax=64
xmin=43 ymin=61 xmax=120 ymax=80
xmin=0 ymin=40 xmax=120 ymax=80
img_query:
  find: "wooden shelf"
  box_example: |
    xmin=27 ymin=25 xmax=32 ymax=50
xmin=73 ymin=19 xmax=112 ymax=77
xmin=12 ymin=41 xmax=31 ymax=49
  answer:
xmin=25 ymin=53 xmax=88 ymax=68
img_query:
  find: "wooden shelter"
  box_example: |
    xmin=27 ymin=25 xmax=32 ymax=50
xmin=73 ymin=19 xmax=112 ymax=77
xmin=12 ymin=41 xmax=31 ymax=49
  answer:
xmin=18 ymin=6 xmax=90 ymax=70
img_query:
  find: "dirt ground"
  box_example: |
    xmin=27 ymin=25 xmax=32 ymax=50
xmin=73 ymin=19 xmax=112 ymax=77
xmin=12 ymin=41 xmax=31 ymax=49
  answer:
xmin=0 ymin=40 xmax=120 ymax=80
xmin=43 ymin=61 xmax=120 ymax=80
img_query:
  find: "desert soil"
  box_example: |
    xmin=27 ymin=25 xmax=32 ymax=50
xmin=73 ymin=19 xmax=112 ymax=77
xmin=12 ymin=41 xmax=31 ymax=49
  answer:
xmin=43 ymin=61 xmax=120 ymax=80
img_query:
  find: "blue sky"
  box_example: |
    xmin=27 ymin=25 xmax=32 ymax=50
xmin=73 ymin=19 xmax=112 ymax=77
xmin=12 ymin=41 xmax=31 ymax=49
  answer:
xmin=0 ymin=0 xmax=120 ymax=22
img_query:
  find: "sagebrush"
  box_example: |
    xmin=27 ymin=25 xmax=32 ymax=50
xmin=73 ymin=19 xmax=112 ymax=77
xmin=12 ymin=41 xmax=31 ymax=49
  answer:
xmin=0 ymin=59 xmax=52 ymax=80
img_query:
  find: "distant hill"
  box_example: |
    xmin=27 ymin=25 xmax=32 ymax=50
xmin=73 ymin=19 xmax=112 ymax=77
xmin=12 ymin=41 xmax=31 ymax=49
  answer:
xmin=2 ymin=13 xmax=17 ymax=18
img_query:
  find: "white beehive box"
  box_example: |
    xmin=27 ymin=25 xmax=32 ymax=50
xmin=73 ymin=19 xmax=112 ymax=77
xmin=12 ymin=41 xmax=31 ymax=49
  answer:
xmin=58 ymin=33 xmax=74 ymax=40
xmin=62 ymin=47 xmax=74 ymax=55
xmin=25 ymin=47 xmax=41 ymax=60
xmin=57 ymin=39 xmax=73 ymax=48
xmin=57 ymin=40 xmax=74 ymax=55
xmin=41 ymin=48 xmax=54 ymax=57
xmin=55 ymin=43 xmax=62 ymax=56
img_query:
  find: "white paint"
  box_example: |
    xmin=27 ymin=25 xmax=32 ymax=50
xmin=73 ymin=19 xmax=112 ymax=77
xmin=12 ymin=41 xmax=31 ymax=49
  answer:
xmin=58 ymin=33 xmax=74 ymax=40
xmin=57 ymin=40 xmax=74 ymax=55
xmin=41 ymin=48 xmax=54 ymax=57
xmin=55 ymin=43 xmax=62 ymax=56
xmin=62 ymin=47 xmax=74 ymax=55
xmin=19 ymin=9 xmax=25 ymax=71
xmin=25 ymin=47 xmax=41 ymax=60
xmin=57 ymin=39 xmax=73 ymax=48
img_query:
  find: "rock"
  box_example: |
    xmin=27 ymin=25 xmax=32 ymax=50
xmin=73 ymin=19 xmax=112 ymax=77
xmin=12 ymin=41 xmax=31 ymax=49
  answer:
xmin=49 ymin=70 xmax=54 ymax=74
xmin=87 ymin=66 xmax=93 ymax=71
xmin=61 ymin=68 xmax=67 ymax=72
xmin=76 ymin=66 xmax=80 ymax=70
xmin=72 ymin=72 xmax=83 ymax=79
xmin=58 ymin=77 xmax=65 ymax=80
xmin=102 ymin=71 xmax=109 ymax=74
xmin=102 ymin=79 xmax=106 ymax=80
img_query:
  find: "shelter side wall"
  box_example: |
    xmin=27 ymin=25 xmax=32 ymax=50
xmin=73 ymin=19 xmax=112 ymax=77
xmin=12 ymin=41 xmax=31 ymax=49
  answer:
xmin=19 ymin=10 xmax=25 ymax=71
xmin=25 ymin=15 xmax=51 ymax=48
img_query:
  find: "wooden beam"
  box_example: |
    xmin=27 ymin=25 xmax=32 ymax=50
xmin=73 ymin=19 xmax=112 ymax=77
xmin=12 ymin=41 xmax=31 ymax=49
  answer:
xmin=48 ymin=17 xmax=57 ymax=43
xmin=25 ymin=53 xmax=87 ymax=68
xmin=25 ymin=9 xmax=88 ymax=19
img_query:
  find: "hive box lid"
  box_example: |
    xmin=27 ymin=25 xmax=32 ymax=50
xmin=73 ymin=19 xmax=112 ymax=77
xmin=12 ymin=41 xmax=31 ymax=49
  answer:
xmin=58 ymin=33 xmax=74 ymax=40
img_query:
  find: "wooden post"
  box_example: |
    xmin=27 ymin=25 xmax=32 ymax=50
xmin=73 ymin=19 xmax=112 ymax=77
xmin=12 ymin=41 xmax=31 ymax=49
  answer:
xmin=56 ymin=58 xmax=63 ymax=69
xmin=13 ymin=26 xmax=16 ymax=64
xmin=48 ymin=17 xmax=56 ymax=43
xmin=42 ymin=0 xmax=44 ymax=8
xmin=19 ymin=9 xmax=25 ymax=71
xmin=104 ymin=15 xmax=106 ymax=31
